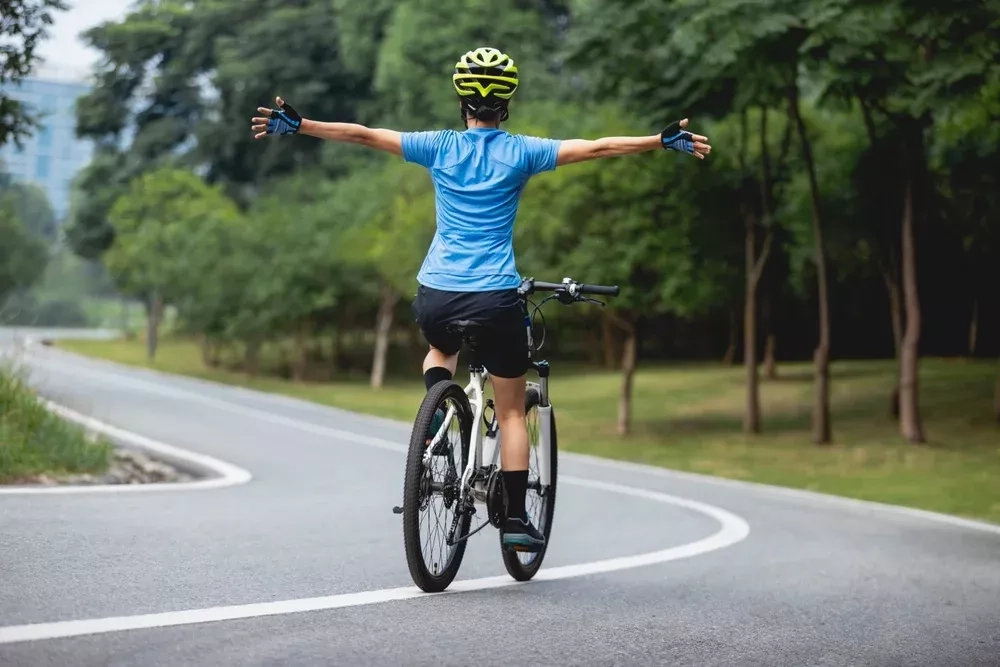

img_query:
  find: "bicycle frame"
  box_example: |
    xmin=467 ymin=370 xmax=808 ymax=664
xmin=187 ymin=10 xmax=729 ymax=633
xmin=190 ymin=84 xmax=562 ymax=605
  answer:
xmin=424 ymin=367 xmax=553 ymax=501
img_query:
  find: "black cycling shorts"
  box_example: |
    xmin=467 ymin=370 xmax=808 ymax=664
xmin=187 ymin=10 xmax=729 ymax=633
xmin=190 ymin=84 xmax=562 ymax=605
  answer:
xmin=412 ymin=285 xmax=529 ymax=379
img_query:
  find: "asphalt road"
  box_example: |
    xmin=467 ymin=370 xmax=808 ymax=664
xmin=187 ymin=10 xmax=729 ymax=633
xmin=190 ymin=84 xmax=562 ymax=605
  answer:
xmin=1 ymin=329 xmax=998 ymax=666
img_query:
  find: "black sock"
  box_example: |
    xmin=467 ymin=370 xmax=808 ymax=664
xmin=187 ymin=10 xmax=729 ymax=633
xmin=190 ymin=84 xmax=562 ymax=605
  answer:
xmin=424 ymin=366 xmax=452 ymax=391
xmin=504 ymin=470 xmax=529 ymax=521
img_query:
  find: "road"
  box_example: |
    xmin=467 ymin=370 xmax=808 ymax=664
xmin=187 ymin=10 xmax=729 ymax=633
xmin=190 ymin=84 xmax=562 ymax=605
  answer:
xmin=1 ymin=329 xmax=998 ymax=666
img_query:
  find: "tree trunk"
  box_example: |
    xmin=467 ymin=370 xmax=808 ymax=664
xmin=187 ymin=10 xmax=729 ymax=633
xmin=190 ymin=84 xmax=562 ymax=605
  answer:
xmin=764 ymin=334 xmax=777 ymax=380
xmin=899 ymin=176 xmax=925 ymax=443
xmin=617 ymin=324 xmax=637 ymax=436
xmin=884 ymin=270 xmax=903 ymax=360
xmin=789 ymin=88 xmax=832 ymax=444
xmin=744 ymin=216 xmax=761 ymax=434
xmin=968 ymin=298 xmax=978 ymax=358
xmin=371 ymin=285 xmax=400 ymax=389
xmin=881 ymin=269 xmax=903 ymax=418
xmin=145 ymin=292 xmax=163 ymax=362
xmin=602 ymin=313 xmax=618 ymax=369
xmin=723 ymin=307 xmax=737 ymax=365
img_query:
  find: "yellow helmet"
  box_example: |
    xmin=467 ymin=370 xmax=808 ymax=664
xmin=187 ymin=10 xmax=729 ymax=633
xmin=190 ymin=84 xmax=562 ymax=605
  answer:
xmin=453 ymin=47 xmax=519 ymax=122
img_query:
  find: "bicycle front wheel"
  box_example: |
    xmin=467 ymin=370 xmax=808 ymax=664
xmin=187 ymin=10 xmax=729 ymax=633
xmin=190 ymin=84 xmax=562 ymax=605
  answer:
xmin=501 ymin=387 xmax=558 ymax=581
xmin=402 ymin=380 xmax=472 ymax=593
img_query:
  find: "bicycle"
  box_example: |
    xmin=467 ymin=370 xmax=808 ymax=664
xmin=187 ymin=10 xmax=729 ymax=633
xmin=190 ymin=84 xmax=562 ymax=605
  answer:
xmin=394 ymin=276 xmax=619 ymax=593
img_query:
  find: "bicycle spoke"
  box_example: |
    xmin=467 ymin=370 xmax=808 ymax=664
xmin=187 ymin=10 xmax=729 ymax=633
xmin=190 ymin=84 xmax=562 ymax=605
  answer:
xmin=518 ymin=407 xmax=545 ymax=566
xmin=418 ymin=397 xmax=466 ymax=575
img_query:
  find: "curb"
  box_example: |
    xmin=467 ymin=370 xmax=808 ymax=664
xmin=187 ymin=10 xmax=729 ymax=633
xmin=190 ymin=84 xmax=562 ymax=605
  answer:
xmin=0 ymin=399 xmax=253 ymax=495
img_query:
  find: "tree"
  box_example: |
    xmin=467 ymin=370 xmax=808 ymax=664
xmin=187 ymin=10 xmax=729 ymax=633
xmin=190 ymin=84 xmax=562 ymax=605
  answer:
xmin=0 ymin=180 xmax=55 ymax=240
xmin=64 ymin=151 xmax=127 ymax=259
xmin=515 ymin=104 xmax=730 ymax=435
xmin=0 ymin=0 xmax=67 ymax=147
xmin=104 ymin=168 xmax=241 ymax=360
xmin=0 ymin=199 xmax=46 ymax=306
xmin=338 ymin=163 xmax=435 ymax=388
xmin=567 ymin=0 xmax=812 ymax=437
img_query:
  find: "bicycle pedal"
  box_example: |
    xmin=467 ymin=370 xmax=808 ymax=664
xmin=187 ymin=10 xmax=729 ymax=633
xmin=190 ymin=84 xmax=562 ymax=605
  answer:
xmin=392 ymin=505 xmax=403 ymax=515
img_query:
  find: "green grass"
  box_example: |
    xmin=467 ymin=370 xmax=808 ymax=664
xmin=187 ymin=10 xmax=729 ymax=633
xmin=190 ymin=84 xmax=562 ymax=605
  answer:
xmin=59 ymin=336 xmax=1000 ymax=524
xmin=0 ymin=365 xmax=113 ymax=482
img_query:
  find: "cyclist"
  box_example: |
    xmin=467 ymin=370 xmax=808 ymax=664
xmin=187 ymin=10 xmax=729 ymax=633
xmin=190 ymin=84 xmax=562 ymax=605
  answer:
xmin=251 ymin=46 xmax=710 ymax=551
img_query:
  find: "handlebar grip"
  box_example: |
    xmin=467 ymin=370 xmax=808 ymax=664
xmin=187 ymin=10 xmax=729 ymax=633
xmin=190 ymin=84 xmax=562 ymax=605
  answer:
xmin=579 ymin=284 xmax=620 ymax=296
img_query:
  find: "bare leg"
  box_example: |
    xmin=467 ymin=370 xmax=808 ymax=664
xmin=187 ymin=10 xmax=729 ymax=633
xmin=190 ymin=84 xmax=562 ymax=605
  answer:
xmin=492 ymin=374 xmax=543 ymax=547
xmin=492 ymin=374 xmax=528 ymax=470
xmin=423 ymin=345 xmax=458 ymax=376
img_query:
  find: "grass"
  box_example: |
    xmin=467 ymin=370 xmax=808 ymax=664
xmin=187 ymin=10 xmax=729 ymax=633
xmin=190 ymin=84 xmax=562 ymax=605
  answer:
xmin=59 ymin=336 xmax=1000 ymax=524
xmin=0 ymin=364 xmax=113 ymax=483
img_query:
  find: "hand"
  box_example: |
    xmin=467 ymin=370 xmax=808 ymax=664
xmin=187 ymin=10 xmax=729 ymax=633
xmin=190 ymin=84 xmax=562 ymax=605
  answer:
xmin=661 ymin=119 xmax=711 ymax=159
xmin=251 ymin=96 xmax=302 ymax=139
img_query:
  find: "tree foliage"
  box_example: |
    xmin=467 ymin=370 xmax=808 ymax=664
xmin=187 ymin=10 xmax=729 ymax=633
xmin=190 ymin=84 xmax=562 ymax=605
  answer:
xmin=0 ymin=198 xmax=47 ymax=305
xmin=69 ymin=0 xmax=1000 ymax=438
xmin=0 ymin=0 xmax=67 ymax=147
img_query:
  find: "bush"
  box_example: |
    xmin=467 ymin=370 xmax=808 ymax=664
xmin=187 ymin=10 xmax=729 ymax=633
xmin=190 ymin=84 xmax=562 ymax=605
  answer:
xmin=0 ymin=365 xmax=112 ymax=482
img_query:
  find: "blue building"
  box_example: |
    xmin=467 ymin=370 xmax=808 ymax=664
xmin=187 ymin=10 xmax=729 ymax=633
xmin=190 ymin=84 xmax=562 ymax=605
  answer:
xmin=0 ymin=74 xmax=94 ymax=222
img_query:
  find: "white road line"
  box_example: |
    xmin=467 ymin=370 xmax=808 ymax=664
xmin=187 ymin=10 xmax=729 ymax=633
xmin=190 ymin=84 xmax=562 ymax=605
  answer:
xmin=0 ymin=401 xmax=252 ymax=495
xmin=17 ymin=345 xmax=1000 ymax=535
xmin=0 ymin=479 xmax=749 ymax=644
xmin=564 ymin=452 xmax=1000 ymax=536
xmin=24 ymin=351 xmax=410 ymax=455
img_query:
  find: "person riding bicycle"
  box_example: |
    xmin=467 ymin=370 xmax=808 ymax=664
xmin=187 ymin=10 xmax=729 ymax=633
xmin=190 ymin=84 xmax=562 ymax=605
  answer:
xmin=251 ymin=46 xmax=711 ymax=551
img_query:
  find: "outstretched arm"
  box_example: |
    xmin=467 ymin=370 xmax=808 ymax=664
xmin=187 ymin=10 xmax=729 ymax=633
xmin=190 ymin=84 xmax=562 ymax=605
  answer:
xmin=251 ymin=97 xmax=402 ymax=156
xmin=299 ymin=120 xmax=402 ymax=156
xmin=556 ymin=119 xmax=710 ymax=166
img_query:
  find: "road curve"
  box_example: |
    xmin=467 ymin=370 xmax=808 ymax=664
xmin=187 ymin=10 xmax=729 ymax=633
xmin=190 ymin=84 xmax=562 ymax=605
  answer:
xmin=1 ymin=330 xmax=998 ymax=666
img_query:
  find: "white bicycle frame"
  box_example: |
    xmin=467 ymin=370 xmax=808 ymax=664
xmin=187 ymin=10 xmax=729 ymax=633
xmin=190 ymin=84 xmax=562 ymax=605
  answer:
xmin=424 ymin=367 xmax=554 ymax=500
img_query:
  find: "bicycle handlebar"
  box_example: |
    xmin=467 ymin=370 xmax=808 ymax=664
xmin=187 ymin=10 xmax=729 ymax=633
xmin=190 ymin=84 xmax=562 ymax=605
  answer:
xmin=520 ymin=277 xmax=620 ymax=299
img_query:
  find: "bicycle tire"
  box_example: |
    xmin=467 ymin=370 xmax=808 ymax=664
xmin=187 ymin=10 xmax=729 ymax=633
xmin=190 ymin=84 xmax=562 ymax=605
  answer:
xmin=402 ymin=380 xmax=473 ymax=593
xmin=501 ymin=387 xmax=558 ymax=581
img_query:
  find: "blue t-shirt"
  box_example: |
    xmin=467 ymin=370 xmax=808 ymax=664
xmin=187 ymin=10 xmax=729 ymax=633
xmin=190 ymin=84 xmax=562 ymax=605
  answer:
xmin=400 ymin=127 xmax=561 ymax=292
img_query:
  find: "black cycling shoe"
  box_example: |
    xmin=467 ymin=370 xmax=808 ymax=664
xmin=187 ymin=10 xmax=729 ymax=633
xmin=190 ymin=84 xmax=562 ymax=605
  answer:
xmin=501 ymin=516 xmax=546 ymax=552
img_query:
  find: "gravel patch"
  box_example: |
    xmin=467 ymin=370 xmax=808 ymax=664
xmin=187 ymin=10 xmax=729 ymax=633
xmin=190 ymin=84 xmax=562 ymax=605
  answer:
xmin=16 ymin=448 xmax=194 ymax=486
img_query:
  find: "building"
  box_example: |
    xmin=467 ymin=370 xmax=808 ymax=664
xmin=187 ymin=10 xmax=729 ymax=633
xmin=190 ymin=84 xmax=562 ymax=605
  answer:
xmin=0 ymin=69 xmax=95 ymax=222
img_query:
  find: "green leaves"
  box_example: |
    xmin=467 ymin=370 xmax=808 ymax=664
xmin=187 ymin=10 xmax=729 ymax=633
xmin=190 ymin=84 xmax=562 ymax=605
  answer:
xmin=0 ymin=197 xmax=47 ymax=305
xmin=104 ymin=167 xmax=240 ymax=305
xmin=0 ymin=0 xmax=68 ymax=147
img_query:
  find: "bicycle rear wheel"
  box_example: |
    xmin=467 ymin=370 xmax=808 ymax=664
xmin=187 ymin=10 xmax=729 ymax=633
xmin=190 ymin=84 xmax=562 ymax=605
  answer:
xmin=501 ymin=387 xmax=557 ymax=581
xmin=402 ymin=380 xmax=473 ymax=593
